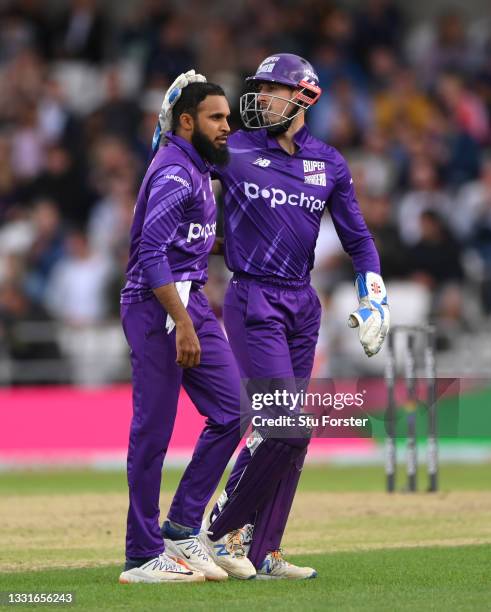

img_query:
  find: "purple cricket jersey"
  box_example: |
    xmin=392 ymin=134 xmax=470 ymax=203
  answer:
xmin=121 ymin=133 xmax=216 ymax=304
xmin=214 ymin=125 xmax=380 ymax=279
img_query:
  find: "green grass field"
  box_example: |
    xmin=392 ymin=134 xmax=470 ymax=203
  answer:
xmin=1 ymin=464 xmax=490 ymax=611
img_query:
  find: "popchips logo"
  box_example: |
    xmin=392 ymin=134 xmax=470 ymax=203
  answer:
xmin=187 ymin=222 xmax=216 ymax=243
xmin=244 ymin=182 xmax=325 ymax=214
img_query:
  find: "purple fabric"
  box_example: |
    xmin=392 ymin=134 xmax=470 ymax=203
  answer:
xmin=213 ymin=275 xmax=320 ymax=562
xmin=209 ymin=438 xmax=307 ymax=541
xmin=222 ymin=275 xmax=321 ymax=379
xmin=122 ymin=133 xmax=216 ymax=304
xmin=121 ymin=291 xmax=241 ymax=559
xmin=247 ymin=448 xmax=306 ymax=568
xmin=213 ymin=126 xmax=380 ymax=280
xmin=246 ymin=53 xmax=320 ymax=89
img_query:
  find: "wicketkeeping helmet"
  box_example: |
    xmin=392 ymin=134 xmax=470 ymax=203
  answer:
xmin=240 ymin=53 xmax=322 ymax=131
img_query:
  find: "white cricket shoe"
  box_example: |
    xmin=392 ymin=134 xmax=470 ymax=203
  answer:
xmin=257 ymin=550 xmax=317 ymax=580
xmin=119 ymin=552 xmax=205 ymax=584
xmin=200 ymin=510 xmax=256 ymax=580
xmin=164 ymin=535 xmax=228 ymax=581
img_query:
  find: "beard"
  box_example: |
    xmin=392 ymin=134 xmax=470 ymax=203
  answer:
xmin=192 ymin=127 xmax=230 ymax=166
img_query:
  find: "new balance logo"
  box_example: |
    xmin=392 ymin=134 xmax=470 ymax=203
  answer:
xmin=213 ymin=544 xmax=230 ymax=557
xmin=253 ymin=157 xmax=271 ymax=168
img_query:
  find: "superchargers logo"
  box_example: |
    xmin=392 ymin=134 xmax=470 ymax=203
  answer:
xmin=244 ymin=182 xmax=326 ymax=214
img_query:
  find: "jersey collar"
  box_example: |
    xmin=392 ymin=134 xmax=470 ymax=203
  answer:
xmin=164 ymin=132 xmax=209 ymax=173
xmin=263 ymin=124 xmax=310 ymax=155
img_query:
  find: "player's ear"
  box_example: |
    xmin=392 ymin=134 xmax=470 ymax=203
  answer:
xmin=179 ymin=112 xmax=194 ymax=132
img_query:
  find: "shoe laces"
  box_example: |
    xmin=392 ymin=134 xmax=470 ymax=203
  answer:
xmin=156 ymin=553 xmax=184 ymax=572
xmin=183 ymin=535 xmax=210 ymax=561
xmin=243 ymin=523 xmax=254 ymax=545
xmin=269 ymin=548 xmax=289 ymax=568
xmin=225 ymin=529 xmax=246 ymax=558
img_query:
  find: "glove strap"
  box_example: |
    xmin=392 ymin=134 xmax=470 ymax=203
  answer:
xmin=151 ymin=122 xmax=161 ymax=158
xmin=354 ymin=272 xmax=387 ymax=305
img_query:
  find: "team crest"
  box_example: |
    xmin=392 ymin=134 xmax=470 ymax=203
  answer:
xmin=303 ymin=160 xmax=326 ymax=186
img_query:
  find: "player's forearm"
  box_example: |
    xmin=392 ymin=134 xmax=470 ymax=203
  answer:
xmin=153 ymin=283 xmax=193 ymax=327
xmin=348 ymin=235 xmax=381 ymax=276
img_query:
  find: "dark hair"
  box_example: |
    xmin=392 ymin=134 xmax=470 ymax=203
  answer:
xmin=171 ymin=82 xmax=225 ymax=132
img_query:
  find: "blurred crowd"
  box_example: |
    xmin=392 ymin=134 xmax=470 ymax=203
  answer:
xmin=1 ymin=0 xmax=491 ymax=383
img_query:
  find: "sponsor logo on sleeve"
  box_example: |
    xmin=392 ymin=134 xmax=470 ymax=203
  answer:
xmin=186 ymin=222 xmax=217 ymax=243
xmin=164 ymin=174 xmax=191 ymax=189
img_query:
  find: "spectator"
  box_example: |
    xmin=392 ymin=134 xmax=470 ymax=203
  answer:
xmin=38 ymin=76 xmax=83 ymax=149
xmin=145 ymin=15 xmax=195 ymax=84
xmin=24 ymin=199 xmax=65 ymax=304
xmin=26 ymin=142 xmax=93 ymax=226
xmin=374 ymin=68 xmax=434 ymax=134
xmin=437 ymin=72 xmax=489 ymax=144
xmin=52 ymin=0 xmax=108 ymax=64
xmin=0 ymin=280 xmax=62 ymax=379
xmin=349 ymin=128 xmax=396 ymax=196
xmin=407 ymin=210 xmax=465 ymax=329
xmin=44 ymin=229 xmax=113 ymax=325
xmin=310 ymin=77 xmax=372 ymax=145
xmin=360 ymin=193 xmax=408 ymax=280
xmin=89 ymin=67 xmax=141 ymax=146
xmin=0 ymin=132 xmax=21 ymax=220
xmin=458 ymin=158 xmax=491 ymax=311
xmin=397 ymin=157 xmax=453 ymax=245
xmin=10 ymin=100 xmax=44 ymax=180
xmin=87 ymin=176 xmax=135 ymax=256
xmin=353 ymin=0 xmax=403 ymax=70
xmin=406 ymin=10 xmax=482 ymax=86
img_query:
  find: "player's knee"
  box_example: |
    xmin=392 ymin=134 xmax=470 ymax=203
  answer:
xmin=258 ymin=436 xmax=309 ymax=455
xmin=276 ymin=436 xmax=310 ymax=450
xmin=208 ymin=409 xmax=242 ymax=434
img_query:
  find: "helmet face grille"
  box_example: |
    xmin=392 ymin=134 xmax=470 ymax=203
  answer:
xmin=239 ymin=90 xmax=310 ymax=130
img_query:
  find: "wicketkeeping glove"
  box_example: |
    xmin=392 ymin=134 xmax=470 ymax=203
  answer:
xmin=348 ymin=272 xmax=390 ymax=357
xmin=151 ymin=69 xmax=207 ymax=155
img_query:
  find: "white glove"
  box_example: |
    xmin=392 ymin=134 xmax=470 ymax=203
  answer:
xmin=151 ymin=69 xmax=207 ymax=154
xmin=348 ymin=272 xmax=390 ymax=357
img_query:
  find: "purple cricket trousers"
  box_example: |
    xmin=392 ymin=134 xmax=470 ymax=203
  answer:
xmin=222 ymin=273 xmax=321 ymax=565
xmin=121 ymin=289 xmax=242 ymax=559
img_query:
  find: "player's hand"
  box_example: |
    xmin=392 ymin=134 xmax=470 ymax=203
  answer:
xmin=152 ymin=70 xmax=207 ymax=153
xmin=348 ymin=272 xmax=390 ymax=357
xmin=175 ymin=320 xmax=201 ymax=368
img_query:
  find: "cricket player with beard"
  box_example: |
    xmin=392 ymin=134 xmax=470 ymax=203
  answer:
xmin=118 ymin=76 xmax=257 ymax=584
xmin=155 ymin=55 xmax=390 ymax=581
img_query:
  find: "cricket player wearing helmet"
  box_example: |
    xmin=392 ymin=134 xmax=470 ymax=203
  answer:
xmin=201 ymin=53 xmax=389 ymax=579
